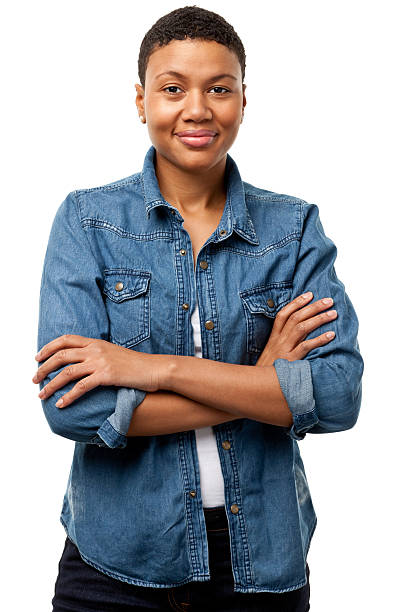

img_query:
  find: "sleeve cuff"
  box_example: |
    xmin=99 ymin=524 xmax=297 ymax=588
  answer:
xmin=91 ymin=387 xmax=148 ymax=449
xmin=273 ymin=358 xmax=319 ymax=440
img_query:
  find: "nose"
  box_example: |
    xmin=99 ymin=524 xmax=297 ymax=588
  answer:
xmin=181 ymin=89 xmax=212 ymax=122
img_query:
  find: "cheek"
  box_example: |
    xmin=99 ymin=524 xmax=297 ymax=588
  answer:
xmin=217 ymin=102 xmax=243 ymax=128
xmin=146 ymin=98 xmax=178 ymax=129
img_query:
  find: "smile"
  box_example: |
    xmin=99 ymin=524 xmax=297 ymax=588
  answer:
xmin=176 ymin=134 xmax=218 ymax=148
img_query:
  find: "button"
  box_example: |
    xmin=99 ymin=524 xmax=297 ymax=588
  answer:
xmin=222 ymin=440 xmax=231 ymax=450
xmin=182 ymin=303 xmax=190 ymax=310
xmin=180 ymin=249 xmax=187 ymax=256
xmin=115 ymin=282 xmax=124 ymax=291
xmin=219 ymin=229 xmax=227 ymax=236
xmin=230 ymin=504 xmax=239 ymax=514
xmin=267 ymin=298 xmax=275 ymax=307
xmin=204 ymin=320 xmax=214 ymax=330
xmin=171 ymin=209 xmax=176 ymax=215
xmin=189 ymin=490 xmax=196 ymax=498
xmin=199 ymin=260 xmax=208 ymax=270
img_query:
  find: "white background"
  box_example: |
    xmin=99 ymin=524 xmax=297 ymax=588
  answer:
xmin=1 ymin=1 xmax=406 ymax=609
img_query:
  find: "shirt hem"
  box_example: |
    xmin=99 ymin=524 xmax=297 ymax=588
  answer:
xmin=59 ymin=515 xmax=315 ymax=594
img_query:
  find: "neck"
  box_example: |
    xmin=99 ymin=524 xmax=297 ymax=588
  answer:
xmin=154 ymin=150 xmax=227 ymax=216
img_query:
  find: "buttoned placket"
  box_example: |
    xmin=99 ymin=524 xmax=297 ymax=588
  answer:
xmin=168 ymin=205 xmax=256 ymax=588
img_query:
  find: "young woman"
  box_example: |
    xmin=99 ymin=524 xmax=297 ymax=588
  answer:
xmin=33 ymin=6 xmax=364 ymax=611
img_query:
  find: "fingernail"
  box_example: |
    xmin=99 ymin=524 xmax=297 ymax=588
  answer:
xmin=302 ymin=292 xmax=312 ymax=299
xmin=326 ymin=331 xmax=335 ymax=338
xmin=322 ymin=298 xmax=333 ymax=304
xmin=56 ymin=399 xmax=63 ymax=407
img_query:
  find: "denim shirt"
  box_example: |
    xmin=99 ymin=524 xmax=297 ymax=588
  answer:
xmin=36 ymin=144 xmax=364 ymax=593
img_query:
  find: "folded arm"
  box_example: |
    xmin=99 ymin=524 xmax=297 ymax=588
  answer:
xmin=126 ymin=390 xmax=242 ymax=437
xmin=149 ymin=202 xmax=364 ymax=441
xmin=37 ymin=191 xmax=147 ymax=449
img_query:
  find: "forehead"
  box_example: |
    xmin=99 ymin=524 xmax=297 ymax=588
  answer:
xmin=146 ymin=39 xmax=241 ymax=81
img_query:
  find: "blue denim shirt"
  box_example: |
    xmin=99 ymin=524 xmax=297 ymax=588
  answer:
xmin=36 ymin=144 xmax=364 ymax=593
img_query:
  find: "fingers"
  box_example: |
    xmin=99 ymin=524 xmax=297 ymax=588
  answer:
xmin=54 ymin=373 xmax=101 ymax=409
xmin=289 ymin=303 xmax=337 ymax=342
xmin=272 ymin=292 xmax=315 ymax=334
xmin=293 ymin=331 xmax=337 ymax=360
xmin=270 ymin=292 xmax=337 ymax=359
xmin=37 ymin=361 xmax=94 ymax=404
xmin=35 ymin=334 xmax=90 ymax=362
xmin=275 ymin=293 xmax=337 ymax=338
xmin=33 ymin=347 xmax=84 ymax=383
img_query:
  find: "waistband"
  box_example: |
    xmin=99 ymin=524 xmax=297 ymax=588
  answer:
xmin=203 ymin=505 xmax=229 ymax=531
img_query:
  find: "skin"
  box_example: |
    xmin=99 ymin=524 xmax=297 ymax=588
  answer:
xmin=135 ymin=38 xmax=246 ymax=216
xmin=33 ymin=39 xmax=337 ymax=433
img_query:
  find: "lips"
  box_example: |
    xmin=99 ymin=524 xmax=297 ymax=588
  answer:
xmin=175 ymin=129 xmax=217 ymax=137
xmin=175 ymin=129 xmax=218 ymax=148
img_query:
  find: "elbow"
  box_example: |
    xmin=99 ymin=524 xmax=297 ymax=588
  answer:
xmin=311 ymin=357 xmax=363 ymax=434
xmin=274 ymin=353 xmax=364 ymax=440
xmin=314 ymin=381 xmax=362 ymax=433
xmin=39 ymin=384 xmax=134 ymax=449
xmin=41 ymin=396 xmax=87 ymax=442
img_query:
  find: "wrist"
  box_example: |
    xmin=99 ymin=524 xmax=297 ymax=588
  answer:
xmin=157 ymin=355 xmax=177 ymax=391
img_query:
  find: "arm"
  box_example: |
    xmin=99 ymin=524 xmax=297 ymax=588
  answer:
xmin=162 ymin=358 xmax=293 ymax=427
xmin=126 ymin=390 xmax=241 ymax=436
xmin=273 ymin=201 xmax=364 ymax=439
xmin=37 ymin=191 xmax=147 ymax=449
xmin=161 ymin=202 xmax=364 ymax=440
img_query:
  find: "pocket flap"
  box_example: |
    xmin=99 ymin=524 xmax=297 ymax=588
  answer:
xmin=240 ymin=283 xmax=292 ymax=317
xmin=103 ymin=269 xmax=151 ymax=303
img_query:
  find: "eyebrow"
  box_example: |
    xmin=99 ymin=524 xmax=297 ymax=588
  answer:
xmin=154 ymin=70 xmax=238 ymax=82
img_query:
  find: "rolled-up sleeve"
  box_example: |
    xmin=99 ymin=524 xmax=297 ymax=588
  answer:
xmin=36 ymin=191 xmax=147 ymax=448
xmin=273 ymin=201 xmax=364 ymax=440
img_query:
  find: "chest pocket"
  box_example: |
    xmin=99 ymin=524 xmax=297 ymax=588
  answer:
xmin=240 ymin=283 xmax=292 ymax=358
xmin=103 ymin=268 xmax=151 ymax=348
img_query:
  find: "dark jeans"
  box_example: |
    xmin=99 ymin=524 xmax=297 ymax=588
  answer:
xmin=52 ymin=505 xmax=310 ymax=611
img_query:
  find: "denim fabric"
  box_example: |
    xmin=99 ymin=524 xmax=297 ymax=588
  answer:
xmin=52 ymin=506 xmax=310 ymax=611
xmin=37 ymin=144 xmax=364 ymax=593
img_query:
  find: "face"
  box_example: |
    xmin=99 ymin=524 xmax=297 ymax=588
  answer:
xmin=135 ymin=38 xmax=246 ymax=173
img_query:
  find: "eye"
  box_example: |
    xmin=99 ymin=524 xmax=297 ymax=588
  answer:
xmin=163 ymin=86 xmax=183 ymax=95
xmin=209 ymin=87 xmax=231 ymax=94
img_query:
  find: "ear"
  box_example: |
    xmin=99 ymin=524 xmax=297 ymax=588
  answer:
xmin=134 ymin=83 xmax=145 ymax=118
xmin=240 ymin=84 xmax=247 ymax=123
xmin=242 ymin=83 xmax=247 ymax=109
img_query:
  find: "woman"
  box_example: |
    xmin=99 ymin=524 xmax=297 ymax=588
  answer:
xmin=33 ymin=6 xmax=364 ymax=611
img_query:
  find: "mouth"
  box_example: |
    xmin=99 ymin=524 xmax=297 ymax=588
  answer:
xmin=175 ymin=130 xmax=218 ymax=149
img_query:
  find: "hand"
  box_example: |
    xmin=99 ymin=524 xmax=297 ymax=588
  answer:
xmin=32 ymin=334 xmax=164 ymax=408
xmin=255 ymin=292 xmax=337 ymax=367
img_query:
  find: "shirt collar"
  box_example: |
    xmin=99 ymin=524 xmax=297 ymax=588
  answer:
xmin=140 ymin=145 xmax=259 ymax=245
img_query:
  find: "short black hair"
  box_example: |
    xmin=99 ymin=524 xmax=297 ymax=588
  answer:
xmin=138 ymin=5 xmax=246 ymax=89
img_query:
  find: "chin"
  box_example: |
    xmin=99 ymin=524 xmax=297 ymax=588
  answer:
xmin=178 ymin=147 xmax=224 ymax=166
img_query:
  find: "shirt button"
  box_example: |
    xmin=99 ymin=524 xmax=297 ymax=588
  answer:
xmin=180 ymin=249 xmax=187 ymax=256
xmin=230 ymin=504 xmax=239 ymax=514
xmin=219 ymin=229 xmax=227 ymax=236
xmin=222 ymin=440 xmax=231 ymax=450
xmin=182 ymin=303 xmax=190 ymax=310
xmin=189 ymin=490 xmax=196 ymax=498
xmin=171 ymin=209 xmax=176 ymax=215
xmin=199 ymin=260 xmax=208 ymax=270
xmin=204 ymin=320 xmax=214 ymax=330
xmin=115 ymin=282 xmax=124 ymax=291
xmin=267 ymin=298 xmax=275 ymax=307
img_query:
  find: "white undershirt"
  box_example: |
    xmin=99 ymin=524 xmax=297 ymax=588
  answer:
xmin=191 ymin=302 xmax=226 ymax=507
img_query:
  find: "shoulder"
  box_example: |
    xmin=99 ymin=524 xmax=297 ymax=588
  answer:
xmin=66 ymin=171 xmax=144 ymax=222
xmin=243 ymin=180 xmax=307 ymax=206
xmin=74 ymin=171 xmax=142 ymax=196
xmin=242 ymin=181 xmax=317 ymax=234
